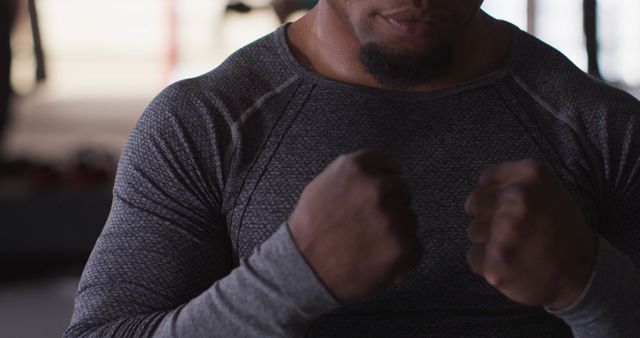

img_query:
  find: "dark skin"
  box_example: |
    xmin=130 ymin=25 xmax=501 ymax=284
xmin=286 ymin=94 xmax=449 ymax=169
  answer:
xmin=464 ymin=160 xmax=597 ymax=310
xmin=286 ymin=0 xmax=511 ymax=91
xmin=287 ymin=0 xmax=596 ymax=309
xmin=289 ymin=150 xmax=422 ymax=300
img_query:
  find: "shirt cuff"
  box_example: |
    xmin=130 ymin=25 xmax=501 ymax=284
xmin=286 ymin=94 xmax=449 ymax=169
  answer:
xmin=547 ymin=235 xmax=639 ymax=332
xmin=253 ymin=222 xmax=340 ymax=320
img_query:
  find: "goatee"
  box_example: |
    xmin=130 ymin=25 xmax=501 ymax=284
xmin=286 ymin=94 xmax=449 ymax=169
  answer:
xmin=359 ymin=42 xmax=454 ymax=89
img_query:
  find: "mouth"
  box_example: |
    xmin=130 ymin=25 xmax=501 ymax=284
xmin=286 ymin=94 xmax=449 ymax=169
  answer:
xmin=378 ymin=9 xmax=444 ymax=37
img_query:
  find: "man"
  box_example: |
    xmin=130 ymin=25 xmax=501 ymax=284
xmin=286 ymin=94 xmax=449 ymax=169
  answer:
xmin=66 ymin=0 xmax=640 ymax=337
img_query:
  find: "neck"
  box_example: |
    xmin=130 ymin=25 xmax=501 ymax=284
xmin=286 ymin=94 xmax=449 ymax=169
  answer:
xmin=287 ymin=4 xmax=511 ymax=92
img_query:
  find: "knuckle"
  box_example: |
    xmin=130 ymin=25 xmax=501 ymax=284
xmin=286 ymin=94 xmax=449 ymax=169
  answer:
xmin=336 ymin=153 xmax=351 ymax=164
xmin=501 ymin=185 xmax=526 ymax=204
xmin=352 ymin=148 xmax=372 ymax=158
xmin=520 ymin=159 xmax=546 ymax=181
xmin=499 ymin=186 xmax=530 ymax=212
xmin=376 ymin=177 xmax=404 ymax=198
xmin=383 ymin=239 xmax=404 ymax=265
xmin=334 ymin=154 xmax=353 ymax=172
xmin=486 ymin=243 xmax=514 ymax=269
xmin=493 ymin=211 xmax=519 ymax=229
xmin=484 ymin=271 xmax=504 ymax=288
xmin=498 ymin=221 xmax=523 ymax=242
xmin=491 ymin=216 xmax=524 ymax=246
xmin=375 ymin=213 xmax=396 ymax=236
xmin=349 ymin=152 xmax=364 ymax=166
xmin=382 ymin=213 xmax=395 ymax=229
xmin=465 ymin=186 xmax=492 ymax=217
xmin=467 ymin=223 xmax=488 ymax=243
xmin=367 ymin=179 xmax=384 ymax=202
xmin=501 ymin=192 xmax=533 ymax=222
xmin=344 ymin=159 xmax=368 ymax=179
xmin=344 ymin=154 xmax=359 ymax=168
xmin=373 ymin=176 xmax=389 ymax=191
xmin=464 ymin=192 xmax=476 ymax=215
xmin=351 ymin=149 xmax=374 ymax=165
xmin=496 ymin=229 xmax=522 ymax=250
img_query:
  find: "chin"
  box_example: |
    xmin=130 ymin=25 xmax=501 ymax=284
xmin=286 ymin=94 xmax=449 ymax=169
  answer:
xmin=358 ymin=35 xmax=454 ymax=88
xmin=361 ymin=28 xmax=448 ymax=57
xmin=371 ymin=38 xmax=446 ymax=61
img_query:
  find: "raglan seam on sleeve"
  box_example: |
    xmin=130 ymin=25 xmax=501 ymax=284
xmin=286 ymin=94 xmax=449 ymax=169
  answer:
xmin=493 ymin=82 xmax=568 ymax=173
xmin=222 ymin=74 xmax=301 ymax=179
xmin=511 ymin=73 xmax=607 ymax=205
xmin=232 ymin=80 xmax=310 ymax=255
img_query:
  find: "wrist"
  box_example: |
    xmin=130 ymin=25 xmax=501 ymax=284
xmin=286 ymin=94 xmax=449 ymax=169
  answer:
xmin=547 ymin=233 xmax=599 ymax=310
xmin=546 ymin=281 xmax=589 ymax=310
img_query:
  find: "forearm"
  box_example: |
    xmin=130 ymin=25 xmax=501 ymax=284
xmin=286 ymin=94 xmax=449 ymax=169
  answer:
xmin=548 ymin=236 xmax=640 ymax=337
xmin=66 ymin=224 xmax=338 ymax=338
xmin=153 ymin=224 xmax=338 ymax=337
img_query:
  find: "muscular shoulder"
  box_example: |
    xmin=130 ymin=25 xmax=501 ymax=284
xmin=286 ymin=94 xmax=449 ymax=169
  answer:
xmin=509 ymin=28 xmax=640 ymax=122
xmin=156 ymin=27 xmax=300 ymax=126
xmin=507 ymin=28 xmax=640 ymax=208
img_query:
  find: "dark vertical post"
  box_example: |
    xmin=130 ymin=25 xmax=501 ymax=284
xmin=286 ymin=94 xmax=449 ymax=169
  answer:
xmin=527 ymin=0 xmax=536 ymax=34
xmin=28 ymin=0 xmax=46 ymax=83
xmin=583 ymin=0 xmax=602 ymax=78
xmin=0 ymin=0 xmax=18 ymax=148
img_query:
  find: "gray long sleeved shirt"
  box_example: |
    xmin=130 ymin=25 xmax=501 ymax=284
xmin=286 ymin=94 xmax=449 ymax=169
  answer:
xmin=65 ymin=23 xmax=640 ymax=337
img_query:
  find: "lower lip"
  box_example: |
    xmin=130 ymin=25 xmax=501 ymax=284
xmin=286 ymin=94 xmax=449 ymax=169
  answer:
xmin=381 ymin=16 xmax=434 ymax=37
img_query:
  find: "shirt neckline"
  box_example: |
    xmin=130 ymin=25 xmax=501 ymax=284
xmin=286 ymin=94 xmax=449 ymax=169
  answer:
xmin=273 ymin=21 xmax=523 ymax=102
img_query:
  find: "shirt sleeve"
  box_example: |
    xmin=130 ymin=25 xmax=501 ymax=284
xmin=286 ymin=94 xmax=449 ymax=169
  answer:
xmin=547 ymin=236 xmax=640 ymax=337
xmin=64 ymin=81 xmax=338 ymax=338
xmin=547 ymin=89 xmax=640 ymax=337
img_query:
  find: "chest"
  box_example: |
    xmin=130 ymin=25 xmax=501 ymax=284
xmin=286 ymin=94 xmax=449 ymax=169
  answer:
xmin=224 ymin=88 xmax=577 ymax=256
xmin=221 ymin=86 xmax=596 ymax=310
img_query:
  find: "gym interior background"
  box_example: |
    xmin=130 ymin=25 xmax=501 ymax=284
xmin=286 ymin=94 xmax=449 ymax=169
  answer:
xmin=0 ymin=0 xmax=638 ymax=337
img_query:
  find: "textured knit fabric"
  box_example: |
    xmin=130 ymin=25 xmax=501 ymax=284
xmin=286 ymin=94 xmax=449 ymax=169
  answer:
xmin=66 ymin=23 xmax=640 ymax=337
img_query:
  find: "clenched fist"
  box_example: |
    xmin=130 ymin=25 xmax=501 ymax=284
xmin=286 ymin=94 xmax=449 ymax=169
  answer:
xmin=288 ymin=149 xmax=423 ymax=301
xmin=465 ymin=159 xmax=598 ymax=310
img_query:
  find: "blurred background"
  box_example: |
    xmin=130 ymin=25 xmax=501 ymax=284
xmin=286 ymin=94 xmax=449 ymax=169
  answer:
xmin=0 ymin=1 xmax=638 ymax=337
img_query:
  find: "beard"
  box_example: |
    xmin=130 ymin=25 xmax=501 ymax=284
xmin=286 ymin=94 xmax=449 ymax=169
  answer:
xmin=358 ymin=40 xmax=454 ymax=89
